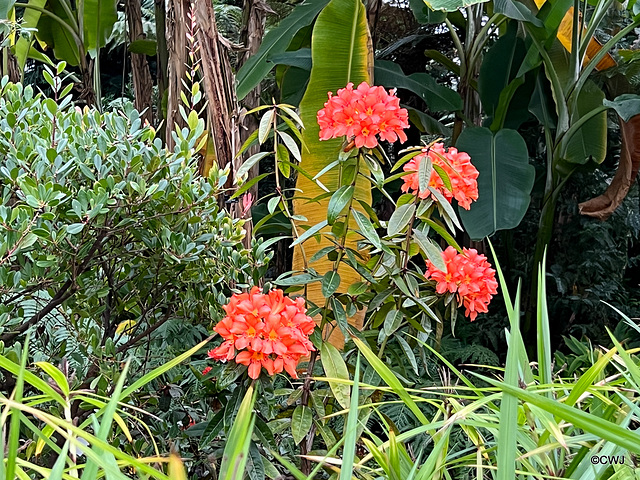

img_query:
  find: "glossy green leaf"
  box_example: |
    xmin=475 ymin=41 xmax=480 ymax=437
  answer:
xmin=603 ymin=94 xmax=640 ymax=122
xmin=235 ymin=0 xmax=330 ymax=100
xmin=14 ymin=0 xmax=48 ymax=70
xmin=291 ymin=405 xmax=313 ymax=445
xmin=327 ymin=185 xmax=354 ymax=224
xmin=563 ymin=81 xmax=607 ymax=165
xmin=321 ymin=342 xmax=351 ymax=409
xmin=387 ymin=204 xmax=415 ymax=236
xmin=457 ymin=127 xmax=535 ymax=239
xmin=423 ymin=0 xmax=489 ymax=12
xmin=374 ymin=60 xmax=462 ymax=112
xmin=83 ymin=0 xmax=118 ymax=57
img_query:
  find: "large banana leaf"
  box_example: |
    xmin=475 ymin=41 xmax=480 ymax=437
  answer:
xmin=34 ymin=0 xmax=82 ymax=66
xmin=13 ymin=0 xmax=48 ymax=70
xmin=423 ymin=0 xmax=488 ymax=12
xmin=457 ymin=127 xmax=535 ymax=240
xmin=292 ymin=0 xmax=371 ymax=347
xmin=374 ymin=59 xmax=461 ymax=112
xmin=235 ymin=0 xmax=330 ymax=101
xmin=0 ymin=1 xmax=15 ymax=18
xmin=83 ymin=0 xmax=118 ymax=57
xmin=562 ymin=80 xmax=607 ymax=165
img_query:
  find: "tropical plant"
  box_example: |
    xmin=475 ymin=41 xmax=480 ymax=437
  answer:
xmin=0 ymin=66 xmax=271 ymax=387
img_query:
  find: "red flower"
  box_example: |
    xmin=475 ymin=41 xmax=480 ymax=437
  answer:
xmin=202 ymin=366 xmax=212 ymax=376
xmin=206 ymin=287 xmax=315 ymax=379
xmin=401 ymin=143 xmax=479 ymax=210
xmin=426 ymin=247 xmax=498 ymax=321
xmin=317 ymin=82 xmax=409 ymax=149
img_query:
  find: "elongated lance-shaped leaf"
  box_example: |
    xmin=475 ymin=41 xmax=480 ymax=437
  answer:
xmin=235 ymin=0 xmax=330 ymax=100
xmin=81 ymin=359 xmax=131 ymax=480
xmin=291 ymin=0 xmax=372 ymax=347
xmin=352 ymin=336 xmax=429 ymax=424
xmin=339 ymin=354 xmax=361 ymax=479
xmin=220 ymin=385 xmax=257 ymax=480
xmin=537 ymin=250 xmax=553 ymax=391
xmin=496 ymin=282 xmax=523 ymax=480
xmin=479 ymin=373 xmax=640 ymax=454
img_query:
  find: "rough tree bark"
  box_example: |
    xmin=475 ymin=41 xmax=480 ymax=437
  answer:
xmin=126 ymin=0 xmax=154 ymax=124
xmin=194 ymin=0 xmax=239 ymax=172
xmin=165 ymin=0 xmax=190 ymax=148
xmin=155 ymin=0 xmax=169 ymax=133
xmin=235 ymin=0 xmax=272 ymax=243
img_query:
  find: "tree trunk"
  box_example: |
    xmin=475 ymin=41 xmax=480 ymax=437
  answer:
xmin=195 ymin=0 xmax=239 ymax=171
xmin=155 ymin=0 xmax=169 ymax=133
xmin=126 ymin=0 xmax=154 ymax=124
xmin=236 ymin=0 xmax=271 ymax=244
xmin=165 ymin=0 xmax=190 ymax=148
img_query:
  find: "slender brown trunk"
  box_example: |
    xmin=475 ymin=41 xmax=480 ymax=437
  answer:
xmin=126 ymin=0 xmax=154 ymax=124
xmin=236 ymin=0 xmax=271 ymax=244
xmin=195 ymin=0 xmax=239 ymax=168
xmin=366 ymin=0 xmax=382 ymax=50
xmin=155 ymin=0 xmax=169 ymax=133
xmin=165 ymin=0 xmax=189 ymax=148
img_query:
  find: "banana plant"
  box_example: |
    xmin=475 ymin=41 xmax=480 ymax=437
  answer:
xmin=10 ymin=0 xmax=118 ymax=108
xmin=289 ymin=0 xmax=372 ymax=348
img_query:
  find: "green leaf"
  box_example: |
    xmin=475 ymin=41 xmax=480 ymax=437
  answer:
xmin=479 ymin=25 xmax=533 ymax=130
xmin=83 ymin=0 xmax=118 ymax=57
xmin=352 ymin=336 xmax=428 ymax=424
xmin=494 ymin=0 xmax=542 ymax=25
xmin=374 ymin=60 xmax=462 ymax=112
xmin=387 ymin=203 xmax=415 ymax=236
xmin=291 ymin=405 xmax=313 ymax=445
xmin=67 ymin=223 xmax=85 ymax=234
xmin=321 ymin=270 xmax=341 ymax=297
xmin=277 ymin=131 xmax=302 ymax=162
xmin=352 ymin=209 xmax=382 ymax=249
xmin=603 ymin=94 xmax=640 ymax=122
xmin=220 ymin=386 xmax=257 ymax=480
xmin=35 ymin=362 xmax=69 ymax=397
xmin=408 ymin=0 xmax=447 ymax=23
xmin=423 ymin=0 xmax=489 ymax=12
xmin=339 ymin=355 xmax=360 ymax=480
xmin=14 ymin=0 xmax=48 ymax=70
xmin=562 ymin=81 xmax=607 ymax=165
xmin=235 ymin=152 xmax=271 ymax=180
xmin=327 ymin=185 xmax=354 ymax=224
xmin=383 ymin=308 xmax=403 ymax=336
xmin=0 ymin=0 xmax=15 ymax=19
xmin=290 ymin=220 xmax=328 ymax=247
xmin=274 ymin=272 xmax=321 ymax=286
xmin=457 ymin=127 xmax=535 ymax=240
xmin=412 ymin=228 xmax=445 ymax=271
xmin=34 ymin=0 xmax=82 ymax=66
xmin=128 ymin=39 xmax=157 ymax=56
xmin=235 ymin=0 xmax=330 ymax=100
xmin=259 ymin=109 xmax=275 ymax=144
xmin=481 ymin=374 xmax=640 ymax=455
xmin=320 ymin=342 xmax=351 ymax=409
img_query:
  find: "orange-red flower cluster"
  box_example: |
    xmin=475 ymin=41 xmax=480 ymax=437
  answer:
xmin=207 ymin=287 xmax=315 ymax=379
xmin=401 ymin=143 xmax=479 ymax=210
xmin=425 ymin=247 xmax=498 ymax=321
xmin=317 ymin=82 xmax=409 ymax=149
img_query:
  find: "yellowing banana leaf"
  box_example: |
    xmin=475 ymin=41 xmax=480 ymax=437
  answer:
xmin=292 ymin=0 xmax=372 ymax=348
xmin=533 ymin=1 xmax=615 ymax=71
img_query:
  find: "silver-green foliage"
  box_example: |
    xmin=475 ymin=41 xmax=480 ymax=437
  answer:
xmin=0 ymin=73 xmax=271 ymax=374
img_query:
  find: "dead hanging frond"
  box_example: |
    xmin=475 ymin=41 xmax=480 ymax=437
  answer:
xmin=578 ymin=115 xmax=640 ymax=220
